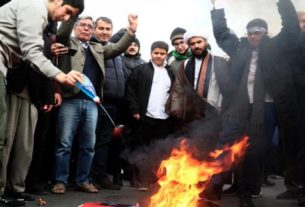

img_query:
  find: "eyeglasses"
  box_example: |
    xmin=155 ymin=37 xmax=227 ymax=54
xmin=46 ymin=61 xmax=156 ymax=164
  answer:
xmin=78 ymin=23 xmax=94 ymax=30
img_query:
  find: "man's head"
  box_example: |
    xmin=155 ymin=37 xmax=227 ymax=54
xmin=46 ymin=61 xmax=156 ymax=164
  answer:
xmin=74 ymin=16 xmax=94 ymax=42
xmin=48 ymin=0 xmax=84 ymax=22
xmin=94 ymin=17 xmax=113 ymax=44
xmin=184 ymin=30 xmax=208 ymax=57
xmin=125 ymin=38 xmax=141 ymax=56
xmin=150 ymin=41 xmax=168 ymax=66
xmin=298 ymin=11 xmax=305 ymax=32
xmin=170 ymin=27 xmax=189 ymax=55
xmin=246 ymin=18 xmax=268 ymax=47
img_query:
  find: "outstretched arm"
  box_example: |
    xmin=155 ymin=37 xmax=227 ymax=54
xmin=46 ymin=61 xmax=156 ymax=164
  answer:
xmin=274 ymin=0 xmax=300 ymax=51
xmin=103 ymin=14 xmax=138 ymax=59
xmin=110 ymin=28 xmax=127 ymax=43
xmin=127 ymin=14 xmax=138 ymax=36
xmin=54 ymin=70 xmax=83 ymax=86
xmin=210 ymin=0 xmax=239 ymax=57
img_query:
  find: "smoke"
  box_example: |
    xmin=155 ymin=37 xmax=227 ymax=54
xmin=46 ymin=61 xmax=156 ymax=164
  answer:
xmin=123 ymin=106 xmax=222 ymax=183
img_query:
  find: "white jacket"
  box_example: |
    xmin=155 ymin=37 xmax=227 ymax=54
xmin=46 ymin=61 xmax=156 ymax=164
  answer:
xmin=0 ymin=0 xmax=61 ymax=77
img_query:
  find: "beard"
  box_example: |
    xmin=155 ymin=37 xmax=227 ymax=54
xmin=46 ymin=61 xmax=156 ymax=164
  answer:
xmin=193 ymin=48 xmax=207 ymax=58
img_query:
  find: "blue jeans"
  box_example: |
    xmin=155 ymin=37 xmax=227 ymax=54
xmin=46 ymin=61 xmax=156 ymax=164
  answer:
xmin=54 ymin=99 xmax=98 ymax=185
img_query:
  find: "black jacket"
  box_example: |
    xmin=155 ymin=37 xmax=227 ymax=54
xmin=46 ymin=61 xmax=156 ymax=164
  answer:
xmin=292 ymin=31 xmax=305 ymax=110
xmin=125 ymin=62 xmax=175 ymax=117
xmin=103 ymin=54 xmax=125 ymax=101
xmin=211 ymin=0 xmax=300 ymax=119
xmin=110 ymin=28 xmax=146 ymax=78
xmin=122 ymin=54 xmax=146 ymax=78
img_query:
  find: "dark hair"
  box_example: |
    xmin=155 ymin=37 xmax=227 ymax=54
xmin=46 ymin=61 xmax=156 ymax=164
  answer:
xmin=246 ymin=18 xmax=268 ymax=31
xmin=151 ymin=41 xmax=169 ymax=52
xmin=132 ymin=38 xmax=140 ymax=49
xmin=95 ymin=16 xmax=113 ymax=28
xmin=63 ymin=0 xmax=84 ymax=14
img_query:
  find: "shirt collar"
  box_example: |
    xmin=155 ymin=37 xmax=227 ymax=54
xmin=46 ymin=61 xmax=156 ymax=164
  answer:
xmin=151 ymin=61 xmax=166 ymax=70
xmin=80 ymin=41 xmax=89 ymax=49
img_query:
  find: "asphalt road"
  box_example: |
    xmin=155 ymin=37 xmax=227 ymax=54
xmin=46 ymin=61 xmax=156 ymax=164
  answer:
xmin=25 ymin=178 xmax=298 ymax=207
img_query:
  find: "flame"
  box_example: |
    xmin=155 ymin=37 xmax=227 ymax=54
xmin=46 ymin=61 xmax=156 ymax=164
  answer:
xmin=148 ymin=136 xmax=249 ymax=207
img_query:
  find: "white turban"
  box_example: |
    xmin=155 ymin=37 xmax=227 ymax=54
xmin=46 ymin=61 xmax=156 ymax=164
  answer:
xmin=183 ymin=30 xmax=209 ymax=45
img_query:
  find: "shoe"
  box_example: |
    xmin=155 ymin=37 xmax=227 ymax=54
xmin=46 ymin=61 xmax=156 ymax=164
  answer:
xmin=223 ymin=185 xmax=238 ymax=196
xmin=5 ymin=192 xmax=35 ymax=202
xmin=251 ymin=192 xmax=261 ymax=198
xmin=239 ymin=195 xmax=255 ymax=207
xmin=77 ymin=183 xmax=98 ymax=193
xmin=26 ymin=184 xmax=48 ymax=195
xmin=51 ymin=182 xmax=66 ymax=194
xmin=138 ymin=187 xmax=149 ymax=191
xmin=138 ymin=183 xmax=149 ymax=192
xmin=97 ymin=176 xmax=121 ymax=190
xmin=0 ymin=198 xmax=26 ymax=207
xmin=276 ymin=190 xmax=301 ymax=200
xmin=251 ymin=188 xmax=262 ymax=198
xmin=113 ymin=174 xmax=123 ymax=186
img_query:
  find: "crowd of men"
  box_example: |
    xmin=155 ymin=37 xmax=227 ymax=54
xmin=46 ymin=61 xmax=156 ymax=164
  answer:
xmin=0 ymin=0 xmax=305 ymax=207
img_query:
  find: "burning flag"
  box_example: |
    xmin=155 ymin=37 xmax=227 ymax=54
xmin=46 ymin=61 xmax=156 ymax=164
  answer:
xmin=148 ymin=136 xmax=249 ymax=207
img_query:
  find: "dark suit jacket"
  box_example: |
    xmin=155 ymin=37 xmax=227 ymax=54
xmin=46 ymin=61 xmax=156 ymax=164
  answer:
xmin=125 ymin=62 xmax=174 ymax=117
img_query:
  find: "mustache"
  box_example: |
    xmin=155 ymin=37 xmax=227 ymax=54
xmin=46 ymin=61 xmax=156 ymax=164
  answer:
xmin=194 ymin=48 xmax=202 ymax=52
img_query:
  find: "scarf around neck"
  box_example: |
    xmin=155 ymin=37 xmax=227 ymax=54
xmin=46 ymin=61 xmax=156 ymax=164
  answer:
xmin=172 ymin=49 xmax=192 ymax=61
xmin=223 ymin=49 xmax=265 ymax=131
